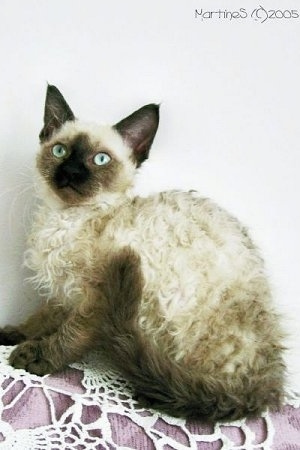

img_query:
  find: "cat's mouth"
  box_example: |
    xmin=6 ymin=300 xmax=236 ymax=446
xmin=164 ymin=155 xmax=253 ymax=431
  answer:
xmin=51 ymin=167 xmax=94 ymax=205
xmin=54 ymin=174 xmax=83 ymax=196
xmin=58 ymin=182 xmax=83 ymax=196
xmin=54 ymin=181 xmax=86 ymax=205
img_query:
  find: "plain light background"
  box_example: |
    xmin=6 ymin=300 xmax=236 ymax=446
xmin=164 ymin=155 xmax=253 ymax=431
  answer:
xmin=0 ymin=0 xmax=299 ymax=388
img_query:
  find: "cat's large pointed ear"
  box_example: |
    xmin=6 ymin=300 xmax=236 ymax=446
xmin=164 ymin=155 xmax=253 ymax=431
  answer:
xmin=39 ymin=84 xmax=75 ymax=142
xmin=114 ymin=104 xmax=159 ymax=167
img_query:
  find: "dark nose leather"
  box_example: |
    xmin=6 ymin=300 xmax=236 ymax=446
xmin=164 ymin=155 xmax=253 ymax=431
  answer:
xmin=55 ymin=161 xmax=89 ymax=188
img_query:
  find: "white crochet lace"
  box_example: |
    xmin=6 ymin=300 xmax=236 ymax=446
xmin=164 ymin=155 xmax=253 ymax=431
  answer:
xmin=0 ymin=345 xmax=298 ymax=450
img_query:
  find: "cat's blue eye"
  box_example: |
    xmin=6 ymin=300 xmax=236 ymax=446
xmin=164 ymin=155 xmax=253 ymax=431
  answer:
xmin=93 ymin=152 xmax=111 ymax=166
xmin=52 ymin=144 xmax=67 ymax=158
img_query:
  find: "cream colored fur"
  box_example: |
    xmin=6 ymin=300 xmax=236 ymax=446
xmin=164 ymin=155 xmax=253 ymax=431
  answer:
xmin=25 ymin=118 xmax=284 ymax=383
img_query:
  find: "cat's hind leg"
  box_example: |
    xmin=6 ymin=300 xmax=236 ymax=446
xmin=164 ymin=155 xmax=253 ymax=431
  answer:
xmin=0 ymin=302 xmax=70 ymax=346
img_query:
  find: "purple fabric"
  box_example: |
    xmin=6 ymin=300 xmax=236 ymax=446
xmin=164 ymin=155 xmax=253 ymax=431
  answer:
xmin=1 ymin=365 xmax=300 ymax=449
xmin=2 ymin=369 xmax=84 ymax=429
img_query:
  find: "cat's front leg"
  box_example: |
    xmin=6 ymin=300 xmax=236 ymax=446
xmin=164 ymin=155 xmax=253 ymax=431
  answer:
xmin=9 ymin=340 xmax=57 ymax=375
xmin=9 ymin=247 xmax=142 ymax=376
xmin=0 ymin=326 xmax=26 ymax=345
xmin=9 ymin=298 xmax=101 ymax=375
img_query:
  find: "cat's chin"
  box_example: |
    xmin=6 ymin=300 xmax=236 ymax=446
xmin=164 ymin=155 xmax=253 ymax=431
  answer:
xmin=55 ymin=185 xmax=85 ymax=206
xmin=41 ymin=184 xmax=132 ymax=211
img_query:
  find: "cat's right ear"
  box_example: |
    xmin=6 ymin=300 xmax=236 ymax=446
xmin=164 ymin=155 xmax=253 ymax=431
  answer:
xmin=39 ymin=85 xmax=75 ymax=142
xmin=114 ymin=104 xmax=159 ymax=167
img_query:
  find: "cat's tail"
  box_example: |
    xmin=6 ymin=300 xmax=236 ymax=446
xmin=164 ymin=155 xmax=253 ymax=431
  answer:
xmin=97 ymin=247 xmax=284 ymax=421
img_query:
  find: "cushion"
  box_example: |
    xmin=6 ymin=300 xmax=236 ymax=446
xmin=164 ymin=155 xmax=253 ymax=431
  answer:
xmin=0 ymin=345 xmax=299 ymax=449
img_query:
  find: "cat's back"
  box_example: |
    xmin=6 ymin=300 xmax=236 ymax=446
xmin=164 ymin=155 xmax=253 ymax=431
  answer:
xmin=109 ymin=189 xmax=260 ymax=274
xmin=107 ymin=189 xmax=267 ymax=318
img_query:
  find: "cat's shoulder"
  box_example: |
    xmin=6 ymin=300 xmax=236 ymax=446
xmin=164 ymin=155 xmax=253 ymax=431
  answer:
xmin=131 ymin=190 xmax=223 ymax=217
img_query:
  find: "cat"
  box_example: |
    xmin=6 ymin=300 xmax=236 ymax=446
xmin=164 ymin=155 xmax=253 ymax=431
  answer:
xmin=0 ymin=84 xmax=285 ymax=421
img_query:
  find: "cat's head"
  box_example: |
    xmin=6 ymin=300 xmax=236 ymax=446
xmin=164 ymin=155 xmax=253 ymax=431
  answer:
xmin=36 ymin=85 xmax=159 ymax=208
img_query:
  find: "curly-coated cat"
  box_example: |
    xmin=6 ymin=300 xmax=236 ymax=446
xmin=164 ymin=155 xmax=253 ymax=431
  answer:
xmin=0 ymin=85 xmax=285 ymax=421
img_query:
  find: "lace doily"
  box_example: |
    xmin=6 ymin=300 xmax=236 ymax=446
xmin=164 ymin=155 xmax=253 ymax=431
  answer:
xmin=0 ymin=345 xmax=299 ymax=449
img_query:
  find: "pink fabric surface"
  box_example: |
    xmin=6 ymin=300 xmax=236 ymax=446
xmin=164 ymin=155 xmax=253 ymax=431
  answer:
xmin=0 ymin=361 xmax=300 ymax=449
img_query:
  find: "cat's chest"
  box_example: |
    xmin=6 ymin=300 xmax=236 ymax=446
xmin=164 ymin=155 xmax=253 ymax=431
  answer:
xmin=25 ymin=207 xmax=103 ymax=299
xmin=38 ymin=216 xmax=87 ymax=259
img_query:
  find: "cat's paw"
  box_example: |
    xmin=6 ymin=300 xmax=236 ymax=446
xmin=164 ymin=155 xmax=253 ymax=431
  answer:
xmin=0 ymin=326 xmax=26 ymax=346
xmin=9 ymin=340 xmax=55 ymax=376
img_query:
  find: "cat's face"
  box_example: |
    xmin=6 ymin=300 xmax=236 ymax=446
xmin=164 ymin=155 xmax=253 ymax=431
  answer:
xmin=37 ymin=121 xmax=135 ymax=207
xmin=37 ymin=85 xmax=159 ymax=208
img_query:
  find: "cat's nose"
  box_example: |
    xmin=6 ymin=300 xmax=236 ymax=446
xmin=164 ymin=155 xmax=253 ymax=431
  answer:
xmin=55 ymin=163 xmax=89 ymax=188
xmin=64 ymin=164 xmax=85 ymax=178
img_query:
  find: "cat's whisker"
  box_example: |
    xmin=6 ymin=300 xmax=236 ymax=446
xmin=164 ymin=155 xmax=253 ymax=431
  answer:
xmin=15 ymin=167 xmax=35 ymax=183
xmin=0 ymin=186 xmax=19 ymax=201
xmin=22 ymin=197 xmax=36 ymax=231
xmin=8 ymin=184 xmax=35 ymax=237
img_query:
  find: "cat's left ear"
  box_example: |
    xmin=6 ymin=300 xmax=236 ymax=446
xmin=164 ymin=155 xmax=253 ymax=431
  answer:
xmin=114 ymin=104 xmax=159 ymax=167
xmin=39 ymin=84 xmax=75 ymax=142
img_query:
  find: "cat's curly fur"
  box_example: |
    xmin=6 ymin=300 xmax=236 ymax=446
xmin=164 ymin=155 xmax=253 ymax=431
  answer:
xmin=0 ymin=85 xmax=286 ymax=421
